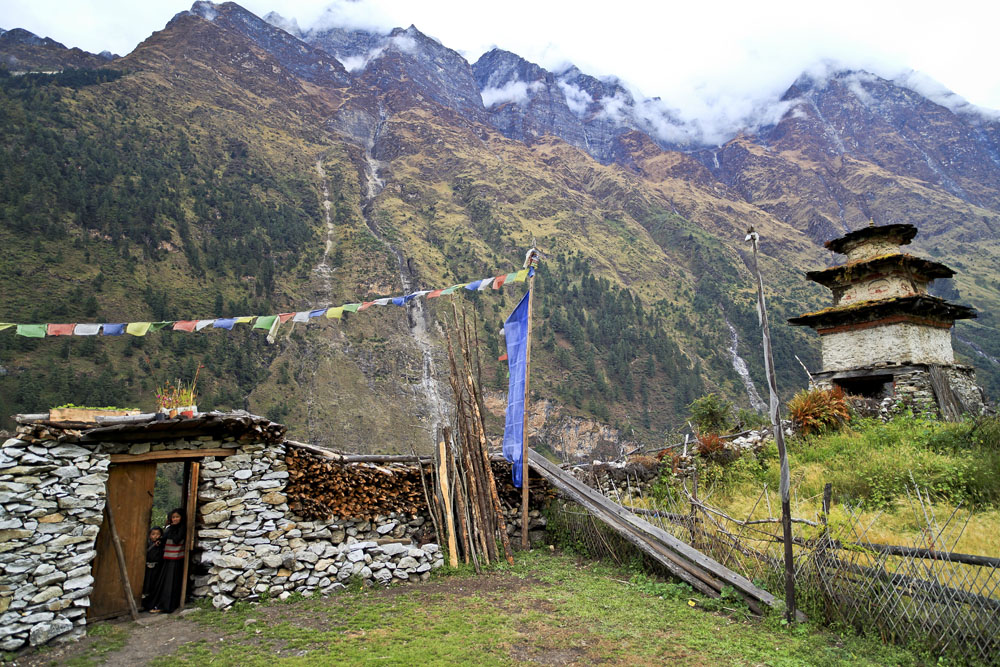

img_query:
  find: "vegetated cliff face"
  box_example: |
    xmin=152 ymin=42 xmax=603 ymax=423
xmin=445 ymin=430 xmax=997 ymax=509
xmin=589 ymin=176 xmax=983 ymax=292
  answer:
xmin=0 ymin=1 xmax=997 ymax=458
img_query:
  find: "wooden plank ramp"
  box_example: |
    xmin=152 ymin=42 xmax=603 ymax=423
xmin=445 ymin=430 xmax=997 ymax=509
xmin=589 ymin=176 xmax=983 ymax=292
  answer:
xmin=528 ymin=450 xmax=805 ymax=620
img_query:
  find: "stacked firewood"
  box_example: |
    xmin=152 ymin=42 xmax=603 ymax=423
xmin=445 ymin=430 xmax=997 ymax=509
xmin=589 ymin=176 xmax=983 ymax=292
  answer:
xmin=422 ymin=304 xmax=515 ymax=571
xmin=285 ymin=446 xmax=427 ymax=520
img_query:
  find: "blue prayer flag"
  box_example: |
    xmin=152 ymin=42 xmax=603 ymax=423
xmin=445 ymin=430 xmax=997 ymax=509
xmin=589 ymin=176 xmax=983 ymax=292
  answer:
xmin=102 ymin=323 xmax=126 ymax=336
xmin=213 ymin=318 xmax=236 ymax=330
xmin=502 ymin=289 xmax=531 ymax=487
xmin=392 ymin=297 xmax=406 ymax=306
xmin=309 ymin=308 xmax=327 ymax=318
xmin=465 ymin=280 xmax=483 ymax=291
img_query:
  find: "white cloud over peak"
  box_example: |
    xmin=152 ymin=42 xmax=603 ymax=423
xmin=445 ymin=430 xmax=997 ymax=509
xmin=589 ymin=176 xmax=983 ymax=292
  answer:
xmin=481 ymin=79 xmax=544 ymax=107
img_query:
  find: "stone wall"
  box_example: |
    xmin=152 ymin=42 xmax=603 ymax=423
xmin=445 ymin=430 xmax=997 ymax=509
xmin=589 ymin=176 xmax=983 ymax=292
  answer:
xmin=820 ymin=323 xmax=954 ymax=371
xmin=192 ymin=442 xmax=444 ymax=607
xmin=0 ymin=437 xmax=108 ymax=651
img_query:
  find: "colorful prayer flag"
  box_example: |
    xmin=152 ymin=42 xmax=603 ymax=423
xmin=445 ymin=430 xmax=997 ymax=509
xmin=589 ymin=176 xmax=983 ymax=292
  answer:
xmin=373 ymin=298 xmax=391 ymax=306
xmin=0 ymin=323 xmax=13 ymax=332
xmin=126 ymin=322 xmax=152 ymax=336
xmin=73 ymin=324 xmax=101 ymax=336
xmin=292 ymin=311 xmax=310 ymax=323
xmin=17 ymin=324 xmax=46 ymax=338
xmin=173 ymin=321 xmax=198 ymax=332
xmin=149 ymin=322 xmax=172 ymax=332
xmin=465 ymin=280 xmax=483 ymax=291
xmin=502 ymin=289 xmax=531 ymax=488
xmin=342 ymin=303 xmax=361 ymax=313
xmin=253 ymin=315 xmax=277 ymax=331
xmin=278 ymin=313 xmax=295 ymax=323
xmin=441 ymin=285 xmax=462 ymax=295
xmin=359 ymin=302 xmax=374 ymax=311
xmin=309 ymin=308 xmax=327 ymax=318
xmin=493 ymin=274 xmax=507 ymax=289
xmin=235 ymin=316 xmax=253 ymax=324
xmin=213 ymin=318 xmax=236 ymax=330
xmin=47 ymin=324 xmax=76 ymax=336
xmin=326 ymin=307 xmax=344 ymax=319
xmin=195 ymin=320 xmax=214 ymax=331
xmin=427 ymin=289 xmax=444 ymax=299
xmin=477 ymin=278 xmax=492 ymax=291
xmin=514 ymin=269 xmax=528 ymax=282
xmin=102 ymin=323 xmax=126 ymax=336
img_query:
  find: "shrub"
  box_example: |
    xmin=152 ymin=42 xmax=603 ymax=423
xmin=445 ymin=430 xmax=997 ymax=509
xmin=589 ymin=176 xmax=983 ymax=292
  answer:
xmin=695 ymin=432 xmax=731 ymax=462
xmin=687 ymin=393 xmax=734 ymax=434
xmin=787 ymin=387 xmax=851 ymax=435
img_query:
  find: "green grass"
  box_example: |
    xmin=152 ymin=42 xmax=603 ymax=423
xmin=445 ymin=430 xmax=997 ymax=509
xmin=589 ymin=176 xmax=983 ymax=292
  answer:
xmin=63 ymin=622 xmax=131 ymax=667
xmin=144 ymin=550 xmax=925 ymax=666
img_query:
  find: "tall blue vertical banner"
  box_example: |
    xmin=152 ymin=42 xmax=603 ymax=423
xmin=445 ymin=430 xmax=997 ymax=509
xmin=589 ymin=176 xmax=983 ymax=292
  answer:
xmin=502 ymin=290 xmax=531 ymax=487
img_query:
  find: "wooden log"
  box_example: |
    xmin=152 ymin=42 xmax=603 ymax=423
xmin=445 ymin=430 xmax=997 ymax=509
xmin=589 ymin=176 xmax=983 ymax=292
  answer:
xmin=438 ymin=438 xmax=458 ymax=568
xmin=104 ymin=503 xmax=139 ymax=622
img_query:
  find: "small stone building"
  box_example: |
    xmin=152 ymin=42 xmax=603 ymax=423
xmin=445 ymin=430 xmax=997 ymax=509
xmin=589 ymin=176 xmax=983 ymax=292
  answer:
xmin=0 ymin=412 xmax=445 ymax=652
xmin=788 ymin=223 xmax=986 ymax=416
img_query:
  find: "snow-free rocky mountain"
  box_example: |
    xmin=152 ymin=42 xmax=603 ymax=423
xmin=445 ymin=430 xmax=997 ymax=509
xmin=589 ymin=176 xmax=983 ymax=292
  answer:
xmin=0 ymin=1 xmax=997 ymax=457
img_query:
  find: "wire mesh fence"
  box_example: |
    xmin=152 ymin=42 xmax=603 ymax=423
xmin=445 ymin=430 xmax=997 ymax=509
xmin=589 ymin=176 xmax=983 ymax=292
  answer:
xmin=548 ymin=470 xmax=1000 ymax=665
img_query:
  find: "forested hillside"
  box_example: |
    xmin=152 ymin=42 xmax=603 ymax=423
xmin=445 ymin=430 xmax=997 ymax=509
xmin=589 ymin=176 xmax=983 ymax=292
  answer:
xmin=1 ymin=2 xmax=996 ymax=457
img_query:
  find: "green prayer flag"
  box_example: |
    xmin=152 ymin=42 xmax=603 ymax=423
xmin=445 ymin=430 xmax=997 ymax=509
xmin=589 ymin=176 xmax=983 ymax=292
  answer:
xmin=149 ymin=322 xmax=172 ymax=332
xmin=126 ymin=322 xmax=151 ymax=336
xmin=342 ymin=303 xmax=361 ymax=313
xmin=253 ymin=315 xmax=277 ymax=330
xmin=440 ymin=284 xmax=463 ymax=295
xmin=16 ymin=324 xmax=46 ymax=338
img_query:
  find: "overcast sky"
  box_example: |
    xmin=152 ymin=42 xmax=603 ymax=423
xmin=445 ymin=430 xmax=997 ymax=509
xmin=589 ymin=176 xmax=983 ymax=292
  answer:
xmin=4 ymin=0 xmax=998 ymax=137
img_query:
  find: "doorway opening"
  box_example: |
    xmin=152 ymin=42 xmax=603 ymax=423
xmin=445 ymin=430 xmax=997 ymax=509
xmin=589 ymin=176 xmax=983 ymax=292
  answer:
xmin=88 ymin=458 xmax=201 ymax=621
xmin=833 ymin=374 xmax=894 ymax=399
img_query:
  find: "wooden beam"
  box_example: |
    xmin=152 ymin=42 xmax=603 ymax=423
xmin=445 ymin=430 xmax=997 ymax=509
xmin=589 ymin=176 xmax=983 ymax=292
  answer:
xmin=438 ymin=438 xmax=458 ymax=568
xmin=178 ymin=461 xmax=200 ymax=611
xmin=110 ymin=449 xmax=235 ymax=463
xmin=103 ymin=503 xmax=139 ymax=622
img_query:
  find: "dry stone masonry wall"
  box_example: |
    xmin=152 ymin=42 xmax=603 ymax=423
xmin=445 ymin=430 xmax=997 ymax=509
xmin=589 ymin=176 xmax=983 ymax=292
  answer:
xmin=193 ymin=442 xmax=444 ymax=608
xmin=0 ymin=437 xmax=108 ymax=651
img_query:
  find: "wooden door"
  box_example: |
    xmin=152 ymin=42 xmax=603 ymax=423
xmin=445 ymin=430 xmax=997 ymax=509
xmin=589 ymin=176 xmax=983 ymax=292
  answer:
xmin=88 ymin=463 xmax=157 ymax=620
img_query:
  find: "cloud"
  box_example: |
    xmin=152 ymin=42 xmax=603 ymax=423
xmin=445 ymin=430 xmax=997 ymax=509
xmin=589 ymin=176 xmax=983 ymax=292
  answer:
xmin=481 ymin=80 xmax=544 ymax=107
xmin=556 ymin=81 xmax=592 ymax=116
xmin=337 ymin=46 xmax=384 ymax=72
xmin=388 ymin=33 xmax=417 ymax=53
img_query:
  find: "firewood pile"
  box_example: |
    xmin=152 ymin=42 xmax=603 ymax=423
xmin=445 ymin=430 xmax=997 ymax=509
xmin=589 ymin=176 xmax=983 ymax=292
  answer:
xmin=284 ymin=446 xmax=427 ymax=520
xmin=421 ymin=303 xmax=517 ymax=571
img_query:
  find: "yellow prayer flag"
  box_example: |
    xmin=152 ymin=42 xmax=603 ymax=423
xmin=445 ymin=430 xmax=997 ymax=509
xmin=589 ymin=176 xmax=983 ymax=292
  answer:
xmin=235 ymin=316 xmax=253 ymax=324
xmin=326 ymin=307 xmax=344 ymax=319
xmin=514 ymin=269 xmax=529 ymax=283
xmin=0 ymin=323 xmax=13 ymax=332
xmin=126 ymin=322 xmax=152 ymax=336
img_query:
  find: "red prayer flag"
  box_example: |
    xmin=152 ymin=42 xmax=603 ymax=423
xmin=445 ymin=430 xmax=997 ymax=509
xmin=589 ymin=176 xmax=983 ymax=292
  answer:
xmin=47 ymin=324 xmax=76 ymax=336
xmin=278 ymin=312 xmax=295 ymax=323
xmin=498 ymin=353 xmax=508 ymax=361
xmin=427 ymin=289 xmax=444 ymax=299
xmin=358 ymin=301 xmax=375 ymax=311
xmin=492 ymin=274 xmax=507 ymax=289
xmin=173 ymin=320 xmax=198 ymax=332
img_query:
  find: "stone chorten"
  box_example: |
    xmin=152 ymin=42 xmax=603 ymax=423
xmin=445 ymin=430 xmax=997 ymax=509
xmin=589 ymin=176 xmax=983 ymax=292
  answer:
xmin=788 ymin=223 xmax=985 ymax=416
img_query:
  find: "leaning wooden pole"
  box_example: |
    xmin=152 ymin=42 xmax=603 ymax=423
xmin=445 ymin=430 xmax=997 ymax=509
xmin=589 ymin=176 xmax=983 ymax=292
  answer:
xmin=104 ymin=503 xmax=140 ymax=622
xmin=746 ymin=226 xmax=796 ymax=623
xmin=520 ymin=254 xmax=537 ymax=550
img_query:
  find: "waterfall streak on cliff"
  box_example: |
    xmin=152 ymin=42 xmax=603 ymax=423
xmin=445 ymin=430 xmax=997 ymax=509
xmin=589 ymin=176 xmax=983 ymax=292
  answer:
xmin=726 ymin=317 xmax=767 ymax=412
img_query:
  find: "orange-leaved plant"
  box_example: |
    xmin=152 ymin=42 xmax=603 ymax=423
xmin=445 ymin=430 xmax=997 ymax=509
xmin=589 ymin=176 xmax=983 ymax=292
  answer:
xmin=787 ymin=387 xmax=851 ymax=435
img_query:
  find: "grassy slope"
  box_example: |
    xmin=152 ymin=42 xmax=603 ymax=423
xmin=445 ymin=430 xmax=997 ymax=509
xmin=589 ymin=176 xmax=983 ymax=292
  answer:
xmin=669 ymin=414 xmax=1000 ymax=558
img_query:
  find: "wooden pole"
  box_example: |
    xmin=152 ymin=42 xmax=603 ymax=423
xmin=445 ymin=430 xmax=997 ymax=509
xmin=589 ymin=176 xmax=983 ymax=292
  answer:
xmin=179 ymin=461 xmax=200 ymax=611
xmin=438 ymin=437 xmax=459 ymax=567
xmin=746 ymin=227 xmax=796 ymax=623
xmin=520 ymin=266 xmax=535 ymax=550
xmin=103 ymin=503 xmax=140 ymax=622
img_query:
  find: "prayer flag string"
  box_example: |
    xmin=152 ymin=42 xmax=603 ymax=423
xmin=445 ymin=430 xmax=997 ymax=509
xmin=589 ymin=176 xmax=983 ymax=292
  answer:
xmin=1 ymin=267 xmax=534 ymax=339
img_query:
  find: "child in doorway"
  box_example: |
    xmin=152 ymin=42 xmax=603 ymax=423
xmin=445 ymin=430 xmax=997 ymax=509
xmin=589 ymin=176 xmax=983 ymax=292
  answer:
xmin=149 ymin=508 xmax=186 ymax=613
xmin=141 ymin=527 xmax=165 ymax=611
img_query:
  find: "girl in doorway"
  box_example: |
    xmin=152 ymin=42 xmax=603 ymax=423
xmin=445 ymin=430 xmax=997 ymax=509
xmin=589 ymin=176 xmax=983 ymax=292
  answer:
xmin=149 ymin=508 xmax=186 ymax=613
xmin=141 ymin=527 xmax=164 ymax=611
